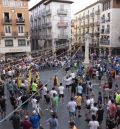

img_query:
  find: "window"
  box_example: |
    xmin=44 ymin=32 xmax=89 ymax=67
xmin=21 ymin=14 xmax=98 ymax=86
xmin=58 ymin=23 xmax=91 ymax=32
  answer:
xmin=2 ymin=0 xmax=9 ymax=6
xmin=18 ymin=25 xmax=24 ymax=33
xmin=5 ymin=40 xmax=13 ymax=47
xmin=4 ymin=12 xmax=10 ymax=22
xmin=4 ymin=26 xmax=11 ymax=33
xmin=18 ymin=39 xmax=26 ymax=46
xmin=116 ymin=0 xmax=120 ymax=4
xmin=17 ymin=13 xmax=23 ymax=22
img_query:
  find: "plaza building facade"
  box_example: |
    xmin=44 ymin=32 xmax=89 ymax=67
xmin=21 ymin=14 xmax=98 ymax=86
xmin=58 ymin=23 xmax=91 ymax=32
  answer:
xmin=0 ymin=0 xmax=31 ymax=60
xmin=74 ymin=1 xmax=102 ymax=54
xmin=29 ymin=0 xmax=73 ymax=56
xmin=99 ymin=0 xmax=120 ymax=55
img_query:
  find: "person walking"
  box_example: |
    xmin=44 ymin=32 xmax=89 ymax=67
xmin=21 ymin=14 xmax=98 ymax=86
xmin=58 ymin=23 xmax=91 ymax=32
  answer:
xmin=69 ymin=121 xmax=77 ymax=129
xmin=67 ymin=97 xmax=77 ymax=121
xmin=47 ymin=112 xmax=58 ymax=129
xmin=30 ymin=110 xmax=40 ymax=129
xmin=21 ymin=115 xmax=32 ymax=129
xmin=89 ymin=115 xmax=99 ymax=129
xmin=74 ymin=94 xmax=82 ymax=118
xmin=58 ymin=83 xmax=64 ymax=103
xmin=9 ymin=111 xmax=21 ymax=129
xmin=52 ymin=94 xmax=59 ymax=113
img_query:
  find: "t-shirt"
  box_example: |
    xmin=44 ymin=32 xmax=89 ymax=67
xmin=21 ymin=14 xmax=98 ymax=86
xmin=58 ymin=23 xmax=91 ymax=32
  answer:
xmin=97 ymin=109 xmax=104 ymax=122
xmin=30 ymin=114 xmax=40 ymax=128
xmin=91 ymin=106 xmax=98 ymax=115
xmin=32 ymin=82 xmax=38 ymax=92
xmin=74 ymin=96 xmax=82 ymax=106
xmin=115 ymin=93 xmax=120 ymax=104
xmin=53 ymin=96 xmax=59 ymax=108
xmin=31 ymin=98 xmax=37 ymax=109
xmin=47 ymin=118 xmax=58 ymax=129
xmin=76 ymin=85 xmax=83 ymax=94
xmin=21 ymin=120 xmax=32 ymax=129
xmin=43 ymin=86 xmax=47 ymax=95
xmin=50 ymin=90 xmax=57 ymax=98
xmin=58 ymin=86 xmax=64 ymax=94
xmin=89 ymin=121 xmax=99 ymax=129
xmin=67 ymin=101 xmax=77 ymax=112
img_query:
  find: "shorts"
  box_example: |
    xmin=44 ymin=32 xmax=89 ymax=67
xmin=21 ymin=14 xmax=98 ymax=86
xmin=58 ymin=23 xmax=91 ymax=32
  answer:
xmin=77 ymin=93 xmax=82 ymax=96
xmin=69 ymin=111 xmax=75 ymax=117
xmin=44 ymin=95 xmax=46 ymax=99
xmin=77 ymin=106 xmax=81 ymax=110
xmin=59 ymin=94 xmax=64 ymax=98
xmin=86 ymin=105 xmax=91 ymax=110
xmin=66 ymin=85 xmax=69 ymax=88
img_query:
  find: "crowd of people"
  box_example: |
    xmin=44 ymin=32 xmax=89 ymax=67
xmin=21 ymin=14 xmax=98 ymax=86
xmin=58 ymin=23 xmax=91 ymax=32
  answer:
xmin=0 ymin=51 xmax=120 ymax=129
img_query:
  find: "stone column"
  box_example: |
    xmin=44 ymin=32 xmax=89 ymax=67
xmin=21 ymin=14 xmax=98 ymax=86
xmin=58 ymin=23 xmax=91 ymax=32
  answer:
xmin=83 ymin=33 xmax=91 ymax=65
xmin=52 ymin=39 xmax=56 ymax=59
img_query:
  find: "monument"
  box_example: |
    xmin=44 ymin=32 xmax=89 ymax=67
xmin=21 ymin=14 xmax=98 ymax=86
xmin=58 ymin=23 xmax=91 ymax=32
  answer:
xmin=83 ymin=33 xmax=91 ymax=66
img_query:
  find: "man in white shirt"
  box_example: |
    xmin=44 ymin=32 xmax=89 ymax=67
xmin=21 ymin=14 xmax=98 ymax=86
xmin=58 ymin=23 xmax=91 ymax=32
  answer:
xmin=64 ymin=76 xmax=72 ymax=90
xmin=70 ymin=72 xmax=75 ymax=79
xmin=50 ymin=87 xmax=57 ymax=98
xmin=42 ymin=84 xmax=48 ymax=100
xmin=91 ymin=103 xmax=98 ymax=116
xmin=31 ymin=96 xmax=37 ymax=109
xmin=67 ymin=97 xmax=77 ymax=121
xmin=89 ymin=115 xmax=99 ymax=129
xmin=58 ymin=83 xmax=65 ymax=103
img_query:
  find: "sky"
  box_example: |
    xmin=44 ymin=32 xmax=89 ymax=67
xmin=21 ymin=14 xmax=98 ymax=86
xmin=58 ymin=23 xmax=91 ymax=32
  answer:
xmin=29 ymin=0 xmax=97 ymax=15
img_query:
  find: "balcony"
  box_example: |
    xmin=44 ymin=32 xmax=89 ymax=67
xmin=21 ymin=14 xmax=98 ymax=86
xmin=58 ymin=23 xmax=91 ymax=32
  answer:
xmin=56 ymin=42 xmax=69 ymax=49
xmin=3 ymin=19 xmax=12 ymax=25
xmin=101 ymin=18 xmax=105 ymax=23
xmin=100 ymin=39 xmax=110 ymax=45
xmin=101 ymin=29 xmax=104 ymax=34
xmin=25 ymin=32 xmax=29 ymax=37
xmin=16 ymin=18 xmax=25 ymax=24
xmin=38 ymin=24 xmax=42 ymax=29
xmin=95 ymin=31 xmax=100 ymax=37
xmin=58 ymin=34 xmax=68 ymax=39
xmin=57 ymin=22 xmax=68 ymax=28
xmin=46 ymin=22 xmax=52 ymax=28
xmin=94 ymin=21 xmax=100 ymax=26
xmin=90 ymin=23 xmax=94 ymax=27
xmin=105 ymin=29 xmax=110 ymax=34
xmin=46 ymin=9 xmax=51 ymax=15
xmin=90 ymin=33 xmax=94 ymax=37
xmin=90 ymin=12 xmax=94 ymax=17
xmin=85 ymin=23 xmax=89 ymax=28
xmin=85 ymin=14 xmax=89 ymax=18
xmin=95 ymin=10 xmax=100 ymax=15
xmin=42 ymin=23 xmax=47 ymax=28
xmin=57 ymin=9 xmax=67 ymax=15
xmin=106 ymin=17 xmax=110 ymax=22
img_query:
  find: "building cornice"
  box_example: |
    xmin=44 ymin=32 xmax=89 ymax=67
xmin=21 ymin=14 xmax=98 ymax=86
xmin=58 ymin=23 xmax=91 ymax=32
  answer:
xmin=29 ymin=0 xmax=46 ymax=11
xmin=44 ymin=0 xmax=73 ymax=5
xmin=74 ymin=1 xmax=102 ymax=15
xmin=29 ymin=0 xmax=73 ymax=11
